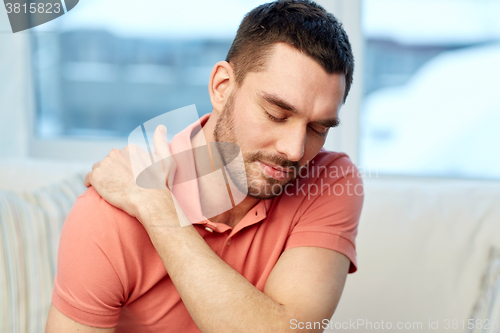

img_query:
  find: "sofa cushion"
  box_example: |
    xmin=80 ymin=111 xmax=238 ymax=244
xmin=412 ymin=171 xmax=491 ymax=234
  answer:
xmin=0 ymin=173 xmax=86 ymax=333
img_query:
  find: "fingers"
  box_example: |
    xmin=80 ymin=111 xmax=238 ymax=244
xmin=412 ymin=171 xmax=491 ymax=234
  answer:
xmin=92 ymin=162 xmax=100 ymax=171
xmin=128 ymin=144 xmax=151 ymax=162
xmin=128 ymin=143 xmax=153 ymax=183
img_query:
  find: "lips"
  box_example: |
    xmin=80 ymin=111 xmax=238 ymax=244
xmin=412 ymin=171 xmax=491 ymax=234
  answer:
xmin=258 ymin=161 xmax=293 ymax=181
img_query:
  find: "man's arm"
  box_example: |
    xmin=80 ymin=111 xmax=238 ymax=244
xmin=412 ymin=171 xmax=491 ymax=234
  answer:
xmin=83 ymin=128 xmax=356 ymax=332
xmin=45 ymin=188 xmax=130 ymax=331
xmin=46 ymin=303 xmax=116 ymax=333
xmin=142 ymin=218 xmax=349 ymax=333
xmin=264 ymin=247 xmax=350 ymax=329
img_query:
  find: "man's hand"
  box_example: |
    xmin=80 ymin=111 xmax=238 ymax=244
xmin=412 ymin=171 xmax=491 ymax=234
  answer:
xmin=83 ymin=125 xmax=177 ymax=226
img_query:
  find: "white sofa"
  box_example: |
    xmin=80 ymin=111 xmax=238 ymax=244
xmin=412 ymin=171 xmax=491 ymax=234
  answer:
xmin=330 ymin=177 xmax=500 ymax=333
xmin=1 ymin=158 xmax=500 ymax=332
xmin=0 ymin=158 xmax=90 ymax=332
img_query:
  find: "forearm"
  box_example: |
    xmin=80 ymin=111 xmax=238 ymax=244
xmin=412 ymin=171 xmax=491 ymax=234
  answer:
xmin=143 ymin=221 xmax=292 ymax=333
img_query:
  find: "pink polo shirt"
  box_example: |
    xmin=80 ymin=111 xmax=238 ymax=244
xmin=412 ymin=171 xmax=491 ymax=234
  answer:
xmin=52 ymin=113 xmax=363 ymax=332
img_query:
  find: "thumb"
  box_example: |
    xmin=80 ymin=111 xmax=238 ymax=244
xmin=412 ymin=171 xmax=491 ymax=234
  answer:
xmin=153 ymin=125 xmax=172 ymax=160
xmin=153 ymin=124 xmax=176 ymax=188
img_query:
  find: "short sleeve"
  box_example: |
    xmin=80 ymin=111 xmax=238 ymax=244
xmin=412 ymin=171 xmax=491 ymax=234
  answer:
xmin=284 ymin=155 xmax=364 ymax=273
xmin=52 ymin=187 xmax=126 ymax=328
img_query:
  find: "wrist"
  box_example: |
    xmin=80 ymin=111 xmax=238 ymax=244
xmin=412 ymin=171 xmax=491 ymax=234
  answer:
xmin=133 ymin=189 xmax=180 ymax=229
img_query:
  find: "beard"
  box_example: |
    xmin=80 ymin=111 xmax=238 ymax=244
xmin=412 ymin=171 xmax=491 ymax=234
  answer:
xmin=213 ymin=92 xmax=301 ymax=200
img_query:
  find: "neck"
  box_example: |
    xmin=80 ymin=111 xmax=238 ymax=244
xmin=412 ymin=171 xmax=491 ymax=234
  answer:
xmin=190 ymin=110 xmax=259 ymax=228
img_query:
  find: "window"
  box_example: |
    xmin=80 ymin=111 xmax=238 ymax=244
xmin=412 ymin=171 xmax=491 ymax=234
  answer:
xmin=360 ymin=0 xmax=500 ymax=179
xmin=29 ymin=0 xmax=358 ymax=161
xmin=31 ymin=0 xmax=269 ymax=141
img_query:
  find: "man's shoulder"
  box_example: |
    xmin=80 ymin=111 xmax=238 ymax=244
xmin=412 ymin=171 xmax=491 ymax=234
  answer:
xmin=313 ymin=149 xmax=353 ymax=165
xmin=63 ymin=186 xmax=147 ymax=246
xmin=302 ymin=149 xmax=361 ymax=182
xmin=278 ymin=152 xmax=363 ymax=274
xmin=72 ymin=186 xmax=138 ymax=224
xmin=55 ymin=186 xmax=161 ymax=310
xmin=54 ymin=187 xmax=147 ymax=322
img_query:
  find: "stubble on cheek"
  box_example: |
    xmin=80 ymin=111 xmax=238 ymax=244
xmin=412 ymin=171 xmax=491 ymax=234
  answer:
xmin=213 ymin=92 xmax=304 ymax=199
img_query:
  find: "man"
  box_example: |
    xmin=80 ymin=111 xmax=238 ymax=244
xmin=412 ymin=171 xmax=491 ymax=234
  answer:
xmin=46 ymin=0 xmax=363 ymax=332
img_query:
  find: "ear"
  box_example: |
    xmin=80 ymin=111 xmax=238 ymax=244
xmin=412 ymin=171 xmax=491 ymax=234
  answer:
xmin=208 ymin=61 xmax=235 ymax=114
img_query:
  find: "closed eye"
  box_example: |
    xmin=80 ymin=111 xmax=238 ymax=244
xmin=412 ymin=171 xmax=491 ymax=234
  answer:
xmin=309 ymin=126 xmax=328 ymax=137
xmin=266 ymin=110 xmax=329 ymax=137
xmin=265 ymin=110 xmax=286 ymax=122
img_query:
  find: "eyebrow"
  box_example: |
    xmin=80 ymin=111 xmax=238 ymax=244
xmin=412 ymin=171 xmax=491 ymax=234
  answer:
xmin=258 ymin=91 xmax=340 ymax=128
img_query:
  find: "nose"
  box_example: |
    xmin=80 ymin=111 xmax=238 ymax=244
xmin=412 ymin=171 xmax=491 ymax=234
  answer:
xmin=275 ymin=124 xmax=306 ymax=162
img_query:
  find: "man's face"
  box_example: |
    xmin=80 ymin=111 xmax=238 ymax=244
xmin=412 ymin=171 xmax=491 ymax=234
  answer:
xmin=214 ymin=43 xmax=346 ymax=199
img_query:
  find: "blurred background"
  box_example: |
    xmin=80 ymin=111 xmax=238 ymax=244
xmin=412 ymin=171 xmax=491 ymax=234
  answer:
xmin=2 ymin=2 xmax=500 ymax=332
xmin=1 ymin=0 xmax=500 ymax=178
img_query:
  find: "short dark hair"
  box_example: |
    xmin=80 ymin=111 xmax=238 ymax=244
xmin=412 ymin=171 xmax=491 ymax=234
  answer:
xmin=226 ymin=0 xmax=354 ymax=103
